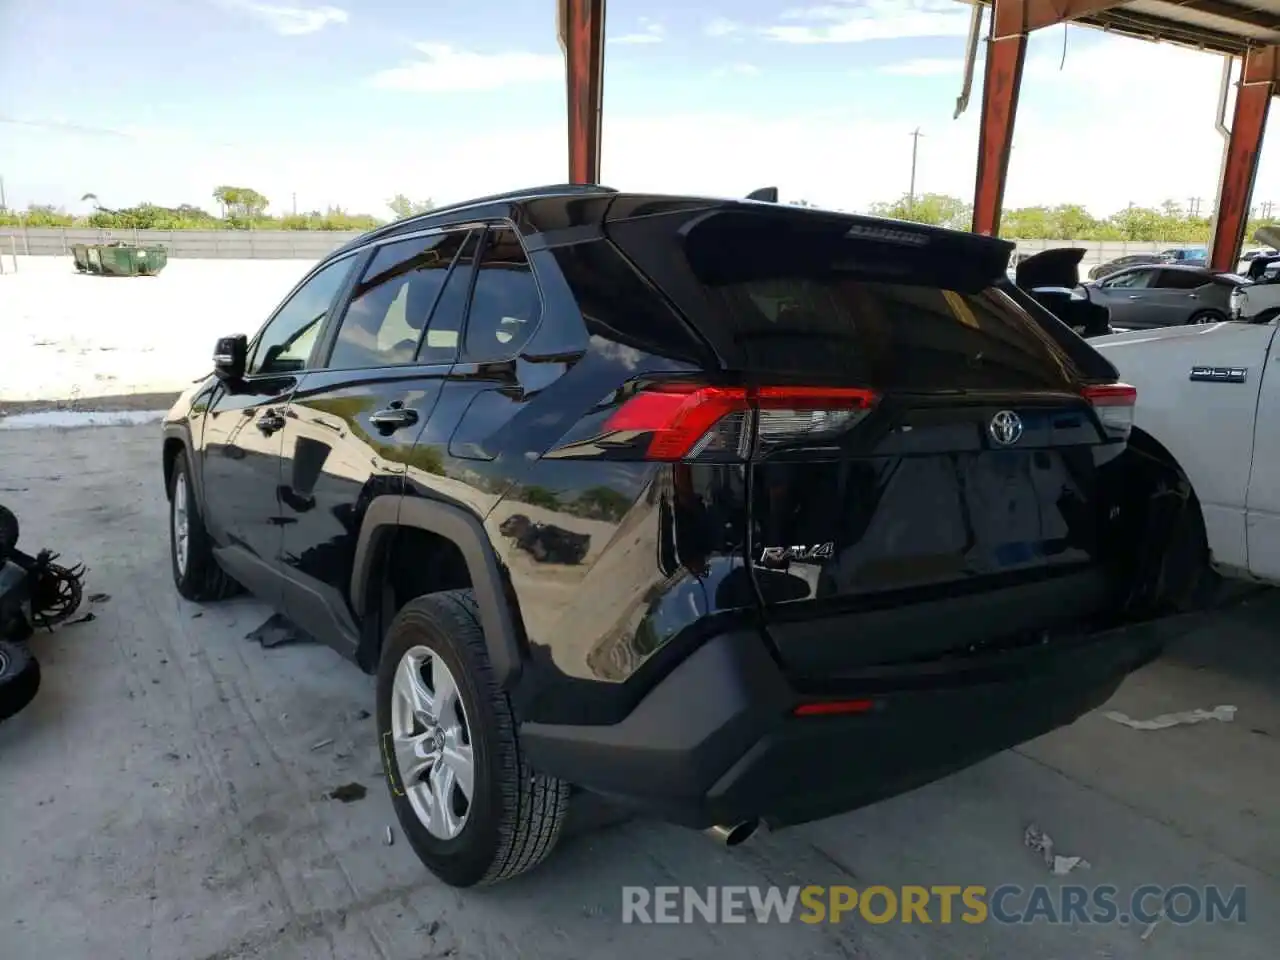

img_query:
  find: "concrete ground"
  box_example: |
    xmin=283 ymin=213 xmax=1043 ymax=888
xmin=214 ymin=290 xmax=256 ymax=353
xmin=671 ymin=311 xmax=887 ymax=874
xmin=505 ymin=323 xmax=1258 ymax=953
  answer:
xmin=1 ymin=423 xmax=1277 ymax=960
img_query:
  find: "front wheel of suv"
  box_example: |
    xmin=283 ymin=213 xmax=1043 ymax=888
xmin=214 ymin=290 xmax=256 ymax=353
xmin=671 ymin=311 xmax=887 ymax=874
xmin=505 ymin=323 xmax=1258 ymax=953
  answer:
xmin=376 ymin=590 xmax=569 ymax=887
xmin=168 ymin=450 xmax=240 ymax=602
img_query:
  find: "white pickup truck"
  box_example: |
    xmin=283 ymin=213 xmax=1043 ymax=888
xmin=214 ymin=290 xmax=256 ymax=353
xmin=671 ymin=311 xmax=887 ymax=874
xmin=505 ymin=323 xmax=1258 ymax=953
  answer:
xmin=1093 ymin=318 xmax=1280 ymax=587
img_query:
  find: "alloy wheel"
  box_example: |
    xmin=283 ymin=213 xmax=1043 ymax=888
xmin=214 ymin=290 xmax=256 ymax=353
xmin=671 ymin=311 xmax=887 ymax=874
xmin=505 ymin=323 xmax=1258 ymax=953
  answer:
xmin=390 ymin=645 xmax=475 ymax=840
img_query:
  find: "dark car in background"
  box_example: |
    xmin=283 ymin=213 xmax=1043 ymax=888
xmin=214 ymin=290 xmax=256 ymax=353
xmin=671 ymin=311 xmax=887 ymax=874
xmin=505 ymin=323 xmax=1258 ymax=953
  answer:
xmin=1158 ymin=246 xmax=1208 ymax=266
xmin=161 ymin=185 xmax=1186 ymax=888
xmin=1088 ymin=253 xmax=1164 ymax=281
xmin=1087 ymin=263 xmax=1241 ymax=328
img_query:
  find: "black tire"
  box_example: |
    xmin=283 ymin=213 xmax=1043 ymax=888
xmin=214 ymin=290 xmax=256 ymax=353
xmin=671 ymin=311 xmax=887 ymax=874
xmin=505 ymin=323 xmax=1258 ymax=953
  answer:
xmin=0 ymin=503 xmax=17 ymax=556
xmin=1188 ymin=310 xmax=1226 ymax=325
xmin=168 ymin=450 xmax=240 ymax=602
xmin=0 ymin=641 xmax=40 ymax=722
xmin=376 ymin=590 xmax=569 ymax=887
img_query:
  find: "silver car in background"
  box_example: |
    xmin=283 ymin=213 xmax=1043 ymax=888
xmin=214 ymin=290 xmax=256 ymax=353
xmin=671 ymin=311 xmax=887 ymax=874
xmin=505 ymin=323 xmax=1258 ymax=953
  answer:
xmin=1085 ymin=263 xmax=1242 ymax=329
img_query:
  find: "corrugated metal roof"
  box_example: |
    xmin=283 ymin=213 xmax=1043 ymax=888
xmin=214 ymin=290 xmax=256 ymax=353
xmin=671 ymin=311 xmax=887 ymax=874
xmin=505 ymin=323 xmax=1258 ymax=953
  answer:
xmin=977 ymin=0 xmax=1280 ymax=54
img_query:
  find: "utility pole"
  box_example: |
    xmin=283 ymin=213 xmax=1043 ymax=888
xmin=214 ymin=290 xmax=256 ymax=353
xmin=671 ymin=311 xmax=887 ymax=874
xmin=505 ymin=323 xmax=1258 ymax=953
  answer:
xmin=908 ymin=127 xmax=924 ymax=212
xmin=292 ymin=192 xmax=297 ymax=215
xmin=1188 ymin=197 xmax=1203 ymax=217
xmin=0 ymin=174 xmax=6 ymax=212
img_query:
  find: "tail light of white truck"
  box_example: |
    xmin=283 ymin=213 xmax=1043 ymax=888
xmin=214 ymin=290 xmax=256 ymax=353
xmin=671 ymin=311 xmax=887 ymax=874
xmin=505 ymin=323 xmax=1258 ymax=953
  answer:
xmin=1083 ymin=382 xmax=1136 ymax=442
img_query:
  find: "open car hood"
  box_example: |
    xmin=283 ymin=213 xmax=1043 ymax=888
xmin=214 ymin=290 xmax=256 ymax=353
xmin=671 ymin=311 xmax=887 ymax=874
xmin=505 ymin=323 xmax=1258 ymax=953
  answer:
xmin=1254 ymin=225 xmax=1280 ymax=250
xmin=1015 ymin=247 xmax=1085 ymax=290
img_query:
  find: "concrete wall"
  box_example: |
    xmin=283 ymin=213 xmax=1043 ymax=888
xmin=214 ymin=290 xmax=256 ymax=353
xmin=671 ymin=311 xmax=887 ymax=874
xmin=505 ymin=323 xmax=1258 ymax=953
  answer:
xmin=0 ymin=227 xmax=1221 ymax=262
xmin=0 ymin=227 xmax=361 ymax=260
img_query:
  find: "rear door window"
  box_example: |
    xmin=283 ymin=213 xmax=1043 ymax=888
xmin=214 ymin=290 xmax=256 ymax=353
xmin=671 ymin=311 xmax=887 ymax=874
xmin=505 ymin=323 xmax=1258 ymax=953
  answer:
xmin=1155 ymin=270 xmax=1207 ymax=290
xmin=325 ymin=232 xmax=470 ymax=369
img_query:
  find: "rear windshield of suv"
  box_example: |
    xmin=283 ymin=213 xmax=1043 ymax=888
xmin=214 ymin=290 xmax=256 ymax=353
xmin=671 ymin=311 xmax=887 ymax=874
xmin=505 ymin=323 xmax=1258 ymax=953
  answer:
xmin=703 ymin=275 xmax=1074 ymax=390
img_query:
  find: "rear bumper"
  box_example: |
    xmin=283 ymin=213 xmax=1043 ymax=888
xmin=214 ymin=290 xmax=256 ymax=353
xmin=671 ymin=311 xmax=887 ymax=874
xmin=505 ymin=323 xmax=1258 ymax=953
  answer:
xmin=519 ymin=620 xmax=1163 ymax=830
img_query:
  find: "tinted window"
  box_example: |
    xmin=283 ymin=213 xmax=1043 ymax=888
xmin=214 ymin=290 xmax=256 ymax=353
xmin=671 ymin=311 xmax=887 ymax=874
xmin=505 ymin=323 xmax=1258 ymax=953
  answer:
xmin=463 ymin=227 xmax=541 ymax=362
xmin=327 ymin=232 xmax=469 ymax=369
xmin=1156 ymin=270 xmax=1208 ymax=290
xmin=703 ymin=277 xmax=1073 ymax=389
xmin=249 ymin=257 xmax=353 ymax=375
xmin=417 ymin=231 xmax=480 ymax=364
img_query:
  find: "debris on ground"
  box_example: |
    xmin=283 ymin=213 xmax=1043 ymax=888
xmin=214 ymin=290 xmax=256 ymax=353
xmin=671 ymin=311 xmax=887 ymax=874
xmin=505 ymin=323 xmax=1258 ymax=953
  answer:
xmin=385 ymin=826 xmax=394 ymax=846
xmin=310 ymin=738 xmax=334 ymax=751
xmin=88 ymin=592 xmax=110 ymax=603
xmin=327 ymin=782 xmax=367 ymax=803
xmin=245 ymin=613 xmax=313 ymax=649
xmin=1104 ymin=704 xmax=1236 ymax=731
xmin=1024 ymin=823 xmax=1091 ymax=875
xmin=67 ymin=611 xmax=95 ymax=625
xmin=1140 ymin=909 xmax=1165 ymax=941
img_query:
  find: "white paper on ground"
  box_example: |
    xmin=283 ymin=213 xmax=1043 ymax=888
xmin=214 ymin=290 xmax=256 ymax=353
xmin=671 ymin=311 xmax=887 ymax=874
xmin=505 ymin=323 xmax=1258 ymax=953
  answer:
xmin=1103 ymin=704 xmax=1237 ymax=731
xmin=1024 ymin=823 xmax=1091 ymax=875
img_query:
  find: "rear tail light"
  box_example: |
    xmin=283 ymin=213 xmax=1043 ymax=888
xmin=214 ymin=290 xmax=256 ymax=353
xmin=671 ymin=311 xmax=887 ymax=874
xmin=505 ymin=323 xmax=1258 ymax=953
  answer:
xmin=602 ymin=383 xmax=880 ymax=461
xmin=1083 ymin=382 xmax=1136 ymax=441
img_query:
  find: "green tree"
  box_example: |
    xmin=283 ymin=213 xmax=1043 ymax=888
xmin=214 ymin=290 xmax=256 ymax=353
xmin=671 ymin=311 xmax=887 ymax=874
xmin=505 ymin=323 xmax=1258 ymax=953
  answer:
xmin=212 ymin=185 xmax=269 ymax=220
xmin=870 ymin=193 xmax=972 ymax=231
xmin=387 ymin=194 xmax=435 ymax=219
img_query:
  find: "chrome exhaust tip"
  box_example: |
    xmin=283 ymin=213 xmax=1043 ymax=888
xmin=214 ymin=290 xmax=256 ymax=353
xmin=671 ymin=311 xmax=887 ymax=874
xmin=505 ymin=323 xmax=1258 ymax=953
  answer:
xmin=704 ymin=820 xmax=760 ymax=847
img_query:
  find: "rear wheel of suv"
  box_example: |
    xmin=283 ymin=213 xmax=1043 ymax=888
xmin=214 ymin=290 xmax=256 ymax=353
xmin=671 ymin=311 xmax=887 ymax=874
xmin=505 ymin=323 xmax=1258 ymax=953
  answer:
xmin=376 ymin=590 xmax=569 ymax=887
xmin=168 ymin=451 xmax=240 ymax=602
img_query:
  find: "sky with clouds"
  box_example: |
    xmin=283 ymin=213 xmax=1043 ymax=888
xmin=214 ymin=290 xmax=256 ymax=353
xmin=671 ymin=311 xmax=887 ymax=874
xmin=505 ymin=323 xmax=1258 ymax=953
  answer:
xmin=1 ymin=0 xmax=1278 ymax=220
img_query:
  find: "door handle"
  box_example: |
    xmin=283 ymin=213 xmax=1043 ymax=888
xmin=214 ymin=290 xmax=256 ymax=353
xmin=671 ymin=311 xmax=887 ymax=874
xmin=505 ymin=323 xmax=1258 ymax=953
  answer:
xmin=369 ymin=407 xmax=419 ymax=432
xmin=256 ymin=410 xmax=286 ymax=435
xmin=1127 ymin=295 xmax=1145 ymax=300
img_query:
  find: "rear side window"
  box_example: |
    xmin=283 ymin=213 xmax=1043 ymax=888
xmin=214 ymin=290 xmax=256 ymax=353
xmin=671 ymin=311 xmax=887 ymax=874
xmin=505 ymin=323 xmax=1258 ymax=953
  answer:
xmin=463 ymin=227 xmax=541 ymax=362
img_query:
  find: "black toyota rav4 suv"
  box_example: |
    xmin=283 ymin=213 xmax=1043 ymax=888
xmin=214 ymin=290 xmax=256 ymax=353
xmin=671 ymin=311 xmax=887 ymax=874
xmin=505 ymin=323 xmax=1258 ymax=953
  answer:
xmin=162 ymin=185 xmax=1197 ymax=888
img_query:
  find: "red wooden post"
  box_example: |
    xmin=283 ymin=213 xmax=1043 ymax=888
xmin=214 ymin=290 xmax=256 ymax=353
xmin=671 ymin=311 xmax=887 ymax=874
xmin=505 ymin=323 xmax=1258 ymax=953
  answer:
xmin=559 ymin=0 xmax=607 ymax=184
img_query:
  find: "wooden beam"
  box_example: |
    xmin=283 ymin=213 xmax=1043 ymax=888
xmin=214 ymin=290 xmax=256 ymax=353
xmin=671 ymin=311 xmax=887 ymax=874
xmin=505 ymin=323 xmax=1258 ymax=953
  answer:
xmin=1210 ymin=79 xmax=1271 ymax=271
xmin=973 ymin=5 xmax=1028 ymax=236
xmin=1242 ymin=44 xmax=1280 ymax=85
xmin=991 ymin=0 xmax=1127 ymax=39
xmin=558 ymin=0 xmax=606 ymax=184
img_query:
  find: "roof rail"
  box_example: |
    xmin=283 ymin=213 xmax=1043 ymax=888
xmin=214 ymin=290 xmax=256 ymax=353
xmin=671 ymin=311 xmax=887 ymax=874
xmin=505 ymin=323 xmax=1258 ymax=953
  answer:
xmin=432 ymin=183 xmax=618 ymax=214
xmin=331 ymin=184 xmax=621 ymax=254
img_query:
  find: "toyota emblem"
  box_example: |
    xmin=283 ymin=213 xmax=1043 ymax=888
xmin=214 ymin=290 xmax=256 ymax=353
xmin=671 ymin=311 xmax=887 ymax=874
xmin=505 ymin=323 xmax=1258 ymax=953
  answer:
xmin=988 ymin=410 xmax=1023 ymax=446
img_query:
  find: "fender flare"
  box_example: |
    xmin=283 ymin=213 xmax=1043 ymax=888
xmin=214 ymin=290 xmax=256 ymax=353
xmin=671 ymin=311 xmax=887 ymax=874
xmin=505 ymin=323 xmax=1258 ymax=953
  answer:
xmin=350 ymin=495 xmax=524 ymax=689
xmin=162 ymin=423 xmax=204 ymax=508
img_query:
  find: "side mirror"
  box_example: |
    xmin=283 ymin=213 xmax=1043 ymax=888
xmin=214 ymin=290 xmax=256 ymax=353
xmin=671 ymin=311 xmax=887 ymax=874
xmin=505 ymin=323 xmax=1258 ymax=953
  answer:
xmin=213 ymin=335 xmax=248 ymax=382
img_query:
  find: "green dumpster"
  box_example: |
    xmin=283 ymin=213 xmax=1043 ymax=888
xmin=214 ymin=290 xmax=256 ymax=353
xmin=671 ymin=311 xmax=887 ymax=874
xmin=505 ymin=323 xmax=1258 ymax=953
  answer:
xmin=72 ymin=242 xmax=169 ymax=276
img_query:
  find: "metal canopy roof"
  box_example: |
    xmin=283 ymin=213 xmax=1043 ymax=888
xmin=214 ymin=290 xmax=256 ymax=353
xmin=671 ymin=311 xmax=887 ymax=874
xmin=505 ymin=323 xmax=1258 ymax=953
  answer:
xmin=977 ymin=0 xmax=1280 ymax=54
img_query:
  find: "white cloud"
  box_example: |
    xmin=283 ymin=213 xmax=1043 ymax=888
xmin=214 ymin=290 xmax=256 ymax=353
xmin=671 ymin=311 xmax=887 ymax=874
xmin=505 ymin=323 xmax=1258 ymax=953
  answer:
xmin=367 ymin=44 xmax=562 ymax=92
xmin=705 ymin=17 xmax=744 ymax=38
xmin=12 ymin=28 xmax=1276 ymax=222
xmin=221 ymin=1 xmax=347 ymax=36
xmin=715 ymin=63 xmax=761 ymax=77
xmin=880 ymin=57 xmax=964 ymax=77
xmin=765 ymin=0 xmax=970 ymax=43
xmin=612 ymin=17 xmax=664 ymax=45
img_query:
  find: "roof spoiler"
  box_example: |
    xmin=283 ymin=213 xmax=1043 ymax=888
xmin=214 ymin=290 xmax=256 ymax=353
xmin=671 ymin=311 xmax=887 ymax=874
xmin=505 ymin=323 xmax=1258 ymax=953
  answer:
xmin=746 ymin=187 xmax=779 ymax=202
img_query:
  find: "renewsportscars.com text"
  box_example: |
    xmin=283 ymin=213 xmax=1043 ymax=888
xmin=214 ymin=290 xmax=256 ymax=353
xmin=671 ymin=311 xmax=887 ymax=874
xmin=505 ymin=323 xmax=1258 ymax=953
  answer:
xmin=621 ymin=884 xmax=1247 ymax=926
